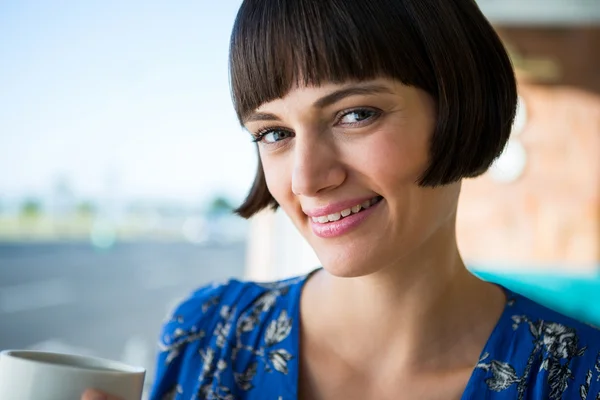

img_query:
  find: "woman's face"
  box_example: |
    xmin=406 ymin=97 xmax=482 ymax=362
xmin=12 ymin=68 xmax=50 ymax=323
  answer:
xmin=244 ymin=78 xmax=461 ymax=277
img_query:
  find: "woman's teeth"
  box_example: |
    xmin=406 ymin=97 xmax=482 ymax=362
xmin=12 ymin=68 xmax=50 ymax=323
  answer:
xmin=311 ymin=197 xmax=382 ymax=224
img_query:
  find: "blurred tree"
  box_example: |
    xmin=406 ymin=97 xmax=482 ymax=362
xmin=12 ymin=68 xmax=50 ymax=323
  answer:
xmin=207 ymin=196 xmax=235 ymax=216
xmin=20 ymin=199 xmax=42 ymax=218
xmin=77 ymin=201 xmax=96 ymax=217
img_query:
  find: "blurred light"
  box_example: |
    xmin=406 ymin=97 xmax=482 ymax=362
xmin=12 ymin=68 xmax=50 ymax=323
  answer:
xmin=90 ymin=218 xmax=117 ymax=249
xmin=489 ymin=95 xmax=528 ymax=183
xmin=489 ymin=140 xmax=528 ymax=183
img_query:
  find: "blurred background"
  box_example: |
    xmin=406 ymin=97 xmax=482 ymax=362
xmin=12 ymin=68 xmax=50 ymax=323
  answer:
xmin=0 ymin=0 xmax=598 ymax=397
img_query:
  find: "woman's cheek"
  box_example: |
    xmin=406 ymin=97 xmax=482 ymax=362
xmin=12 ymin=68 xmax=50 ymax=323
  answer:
xmin=346 ymin=135 xmax=421 ymax=184
xmin=262 ymin=156 xmax=291 ymax=200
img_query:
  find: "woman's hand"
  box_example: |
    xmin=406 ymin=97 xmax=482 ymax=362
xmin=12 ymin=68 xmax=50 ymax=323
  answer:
xmin=81 ymin=389 xmax=124 ymax=400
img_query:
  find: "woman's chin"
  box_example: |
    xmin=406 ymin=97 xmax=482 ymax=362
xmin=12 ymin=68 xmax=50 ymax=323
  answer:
xmin=315 ymin=251 xmax=382 ymax=278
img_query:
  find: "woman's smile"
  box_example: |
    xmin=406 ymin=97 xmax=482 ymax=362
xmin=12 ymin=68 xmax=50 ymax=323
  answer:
xmin=305 ymin=195 xmax=384 ymax=238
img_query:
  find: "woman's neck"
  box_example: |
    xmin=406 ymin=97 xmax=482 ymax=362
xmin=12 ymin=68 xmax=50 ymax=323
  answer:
xmin=301 ymin=223 xmax=507 ymax=376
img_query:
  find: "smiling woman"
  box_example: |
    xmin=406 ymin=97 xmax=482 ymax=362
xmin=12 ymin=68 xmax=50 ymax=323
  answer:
xmin=82 ymin=1 xmax=600 ymax=400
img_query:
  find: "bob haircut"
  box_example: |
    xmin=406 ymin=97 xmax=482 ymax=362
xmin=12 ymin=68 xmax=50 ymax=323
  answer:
xmin=229 ymin=0 xmax=517 ymax=219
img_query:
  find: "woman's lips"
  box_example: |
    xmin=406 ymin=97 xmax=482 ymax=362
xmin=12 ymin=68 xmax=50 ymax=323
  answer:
xmin=309 ymin=197 xmax=383 ymax=238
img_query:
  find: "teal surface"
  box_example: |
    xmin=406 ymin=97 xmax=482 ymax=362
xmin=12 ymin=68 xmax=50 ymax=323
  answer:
xmin=472 ymin=267 xmax=600 ymax=327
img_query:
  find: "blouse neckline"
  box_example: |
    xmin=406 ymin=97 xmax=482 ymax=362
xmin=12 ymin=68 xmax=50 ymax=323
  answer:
xmin=283 ymin=268 xmax=515 ymax=399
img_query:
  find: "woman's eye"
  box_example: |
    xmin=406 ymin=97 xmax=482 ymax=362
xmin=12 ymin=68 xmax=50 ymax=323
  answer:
xmin=261 ymin=129 xmax=293 ymax=144
xmin=339 ymin=109 xmax=377 ymax=125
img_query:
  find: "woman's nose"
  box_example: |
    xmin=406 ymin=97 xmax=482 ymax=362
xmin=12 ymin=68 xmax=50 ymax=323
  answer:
xmin=291 ymin=135 xmax=346 ymax=197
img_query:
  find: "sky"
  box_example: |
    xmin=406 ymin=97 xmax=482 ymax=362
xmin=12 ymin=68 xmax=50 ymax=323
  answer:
xmin=0 ymin=0 xmax=255 ymax=205
xmin=2 ymin=1 xmax=593 ymax=208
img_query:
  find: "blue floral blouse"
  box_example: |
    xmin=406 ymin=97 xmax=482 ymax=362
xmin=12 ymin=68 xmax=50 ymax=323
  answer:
xmin=149 ymin=269 xmax=600 ymax=399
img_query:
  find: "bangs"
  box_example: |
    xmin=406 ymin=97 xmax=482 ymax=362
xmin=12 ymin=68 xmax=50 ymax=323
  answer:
xmin=229 ymin=0 xmax=436 ymax=123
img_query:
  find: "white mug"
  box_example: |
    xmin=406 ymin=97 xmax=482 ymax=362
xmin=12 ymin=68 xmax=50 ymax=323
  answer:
xmin=0 ymin=350 xmax=146 ymax=400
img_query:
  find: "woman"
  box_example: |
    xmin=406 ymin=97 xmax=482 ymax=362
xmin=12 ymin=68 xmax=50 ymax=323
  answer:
xmin=84 ymin=0 xmax=600 ymax=399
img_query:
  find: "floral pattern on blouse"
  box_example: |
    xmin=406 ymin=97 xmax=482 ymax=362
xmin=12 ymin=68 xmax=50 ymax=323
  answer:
xmin=150 ymin=270 xmax=600 ymax=400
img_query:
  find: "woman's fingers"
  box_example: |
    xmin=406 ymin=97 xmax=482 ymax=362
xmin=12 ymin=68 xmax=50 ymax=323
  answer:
xmin=81 ymin=388 xmax=124 ymax=400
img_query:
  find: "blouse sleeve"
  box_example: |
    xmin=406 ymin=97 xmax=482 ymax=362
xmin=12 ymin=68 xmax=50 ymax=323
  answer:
xmin=148 ymin=281 xmax=230 ymax=399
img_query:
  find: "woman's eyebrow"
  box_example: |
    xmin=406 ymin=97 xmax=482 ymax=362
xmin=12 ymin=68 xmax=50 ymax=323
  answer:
xmin=244 ymin=112 xmax=281 ymax=123
xmin=243 ymin=83 xmax=393 ymax=123
xmin=312 ymin=83 xmax=393 ymax=109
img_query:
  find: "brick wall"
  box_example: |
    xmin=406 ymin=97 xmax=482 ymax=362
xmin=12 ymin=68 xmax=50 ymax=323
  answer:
xmin=457 ymin=83 xmax=600 ymax=272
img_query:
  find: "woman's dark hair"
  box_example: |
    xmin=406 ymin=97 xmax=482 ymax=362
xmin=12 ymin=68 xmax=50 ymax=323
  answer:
xmin=229 ymin=0 xmax=517 ymax=218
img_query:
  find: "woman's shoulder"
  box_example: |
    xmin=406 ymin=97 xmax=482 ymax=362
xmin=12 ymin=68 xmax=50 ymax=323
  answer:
xmin=472 ymin=287 xmax=600 ymax=399
xmin=505 ymin=288 xmax=600 ymax=342
xmin=150 ymin=270 xmax=314 ymax=399
xmin=159 ymin=271 xmax=311 ymax=350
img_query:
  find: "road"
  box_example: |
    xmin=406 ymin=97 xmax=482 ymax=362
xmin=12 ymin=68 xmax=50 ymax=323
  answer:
xmin=0 ymin=241 xmax=247 ymax=393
